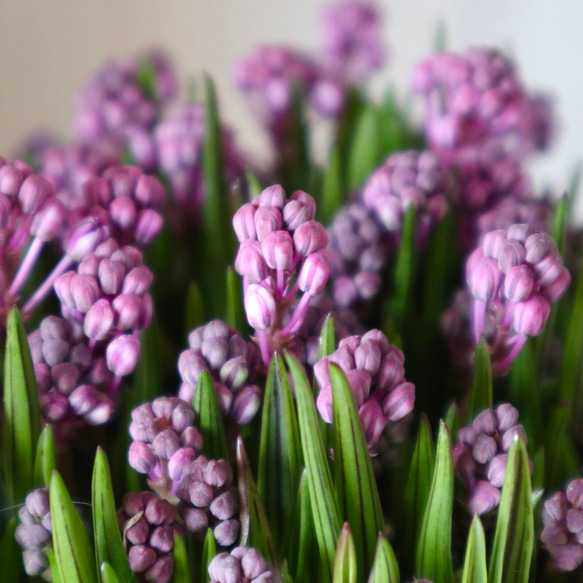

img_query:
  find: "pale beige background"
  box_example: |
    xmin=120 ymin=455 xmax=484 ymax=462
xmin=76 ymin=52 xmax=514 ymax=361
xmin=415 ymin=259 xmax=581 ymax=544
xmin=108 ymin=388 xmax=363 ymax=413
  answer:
xmin=1 ymin=1 xmax=582 ymax=213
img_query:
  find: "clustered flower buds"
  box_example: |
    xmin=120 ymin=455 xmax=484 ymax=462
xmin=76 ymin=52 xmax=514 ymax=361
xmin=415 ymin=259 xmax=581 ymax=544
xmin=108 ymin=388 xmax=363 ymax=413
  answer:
xmin=118 ymin=491 xmax=183 ymax=583
xmin=542 ymin=478 xmax=583 ymax=572
xmin=233 ymin=185 xmax=331 ymax=365
xmin=466 ymin=223 xmax=570 ymax=368
xmin=15 ymin=488 xmax=52 ymax=580
xmin=129 ymin=397 xmax=203 ymax=499
xmin=176 ymin=455 xmax=239 ymax=546
xmin=178 ymin=320 xmax=262 ymax=425
xmin=208 ymin=546 xmax=281 ymax=583
xmin=362 ymin=150 xmax=451 ymax=243
xmin=315 ymin=329 xmax=415 ymax=447
xmin=453 ymin=404 xmax=529 ymax=515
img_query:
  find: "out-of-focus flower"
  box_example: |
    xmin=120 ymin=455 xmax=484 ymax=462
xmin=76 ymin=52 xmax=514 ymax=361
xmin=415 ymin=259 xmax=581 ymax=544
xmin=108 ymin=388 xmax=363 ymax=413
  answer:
xmin=314 ymin=329 xmax=415 ymax=447
xmin=208 ymin=546 xmax=281 ymax=583
xmin=453 ymin=404 xmax=530 ymax=515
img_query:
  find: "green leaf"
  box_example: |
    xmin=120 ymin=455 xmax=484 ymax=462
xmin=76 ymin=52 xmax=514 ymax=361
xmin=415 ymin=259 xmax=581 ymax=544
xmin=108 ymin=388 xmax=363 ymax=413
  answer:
xmin=258 ymin=355 xmax=302 ymax=549
xmin=0 ymin=518 xmax=22 ymax=583
xmin=246 ymin=171 xmax=262 ymax=199
xmin=317 ymin=313 xmax=337 ymax=361
xmin=367 ymin=535 xmax=400 ymax=583
xmin=331 ymin=364 xmax=384 ymax=577
xmin=172 ymin=533 xmax=191 ymax=583
xmin=226 ymin=267 xmax=246 ymax=334
xmin=551 ymin=195 xmax=569 ymax=257
xmin=462 ymin=515 xmax=487 ymax=583
xmin=201 ymin=528 xmax=216 ymax=583
xmin=321 ymin=143 xmax=343 ymax=224
xmin=347 ymin=105 xmax=380 ymax=192
xmin=468 ymin=337 xmax=493 ymax=420
xmin=489 ymin=436 xmax=534 ymax=583
xmin=193 ymin=370 xmax=228 ymax=461
xmin=294 ymin=471 xmax=318 ymax=583
xmin=185 ymin=281 xmax=206 ymax=334
xmin=544 ymin=407 xmax=579 ymax=490
xmin=415 ymin=421 xmax=454 ymax=583
xmin=100 ymin=563 xmax=121 ymax=583
xmin=281 ymin=561 xmax=295 ymax=583
xmin=404 ymin=415 xmax=435 ymax=557
xmin=92 ymin=447 xmax=133 ymax=583
xmin=50 ymin=470 xmax=97 ymax=583
xmin=237 ymin=436 xmax=276 ymax=564
xmin=3 ymin=307 xmax=41 ymax=506
xmin=443 ymin=401 xmax=459 ymax=443
xmin=333 ymin=523 xmax=358 ymax=583
xmin=567 ymin=162 xmax=581 ymax=204
xmin=133 ymin=319 xmax=163 ymax=405
xmin=34 ymin=425 xmax=56 ymax=487
xmin=136 ymin=56 xmax=156 ymax=101
xmin=285 ymin=353 xmax=342 ymax=583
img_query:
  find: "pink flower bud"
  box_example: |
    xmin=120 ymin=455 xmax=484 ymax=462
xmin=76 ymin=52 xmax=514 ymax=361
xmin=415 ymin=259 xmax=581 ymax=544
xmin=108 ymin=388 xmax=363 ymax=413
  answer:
xmin=293 ymin=221 xmax=329 ymax=257
xmin=65 ymin=216 xmax=109 ymax=260
xmin=377 ymin=352 xmax=405 ymax=390
xmin=129 ymin=545 xmax=157 ymax=573
xmin=255 ymin=207 xmax=283 ymax=241
xmin=244 ymin=284 xmax=276 ymax=330
xmin=235 ymin=241 xmax=269 ymax=283
xmin=135 ymin=209 xmax=163 ymax=244
xmin=210 ymin=491 xmax=238 ymax=521
xmin=213 ymin=520 xmax=240 ymax=547
xmin=298 ymin=251 xmax=330 ymax=295
xmin=504 ymin=265 xmax=534 ymax=302
xmin=84 ymin=299 xmax=114 ymax=340
xmin=382 ymin=382 xmax=415 ymax=421
xmin=507 ymin=223 xmax=534 ymax=242
xmin=261 ymin=230 xmax=294 ymax=270
xmin=135 ymin=174 xmax=166 ymax=208
xmin=106 ymin=334 xmax=140 ymax=376
xmin=541 ymin=267 xmax=571 ymax=303
xmin=354 ymin=271 xmax=381 ymax=300
xmin=69 ymin=384 xmax=98 ymax=416
xmin=201 ymin=336 xmax=229 ymax=369
xmin=40 ymin=392 xmax=69 ymax=422
xmin=567 ymin=479 xmax=583 ymax=508
xmin=0 ymin=164 xmax=25 ymax=197
xmin=19 ymin=175 xmax=53 ymax=214
xmin=497 ymin=239 xmax=526 ymax=273
xmin=482 ymin=229 xmax=506 ymax=259
xmin=85 ymin=396 xmax=114 ymax=425
xmin=257 ymin=184 xmax=286 ymax=209
xmin=233 ymin=203 xmax=257 ymax=242
xmin=525 ymin=232 xmax=555 ymax=264
xmin=168 ymin=448 xmax=197 ymax=482
xmin=113 ymin=294 xmax=142 ymax=330
xmin=220 ymin=357 xmax=248 ymax=389
xmin=70 ymin=274 xmax=100 ymax=313
xmin=496 ymin=403 xmax=519 ymax=432
xmin=97 ymin=257 xmax=125 ymax=295
xmin=372 ymin=194 xmax=403 ymax=231
xmin=316 ymin=387 xmax=333 ymax=423
xmin=513 ymin=294 xmax=550 ymax=336
xmin=109 ymin=196 xmax=137 ymax=230
xmin=468 ymin=480 xmax=501 ymax=515
xmin=533 ymin=253 xmax=563 ymax=287
xmin=231 ymin=385 xmax=261 ymax=424
xmin=51 ymin=362 xmax=80 ymax=395
xmin=472 ymin=434 xmax=497 ymax=464
xmin=283 ymin=194 xmax=315 ymax=231
xmin=359 ymin=400 xmax=387 ymax=446
xmin=30 ymin=198 xmax=66 ymax=241
xmin=469 ymin=257 xmax=502 ymax=301
xmin=122 ymin=266 xmax=153 ymax=295
xmin=354 ymin=342 xmax=382 ymax=376
xmin=487 ymin=453 xmax=508 ymax=488
xmin=178 ymin=349 xmax=207 ymax=387
xmin=472 ymin=409 xmax=497 ymax=435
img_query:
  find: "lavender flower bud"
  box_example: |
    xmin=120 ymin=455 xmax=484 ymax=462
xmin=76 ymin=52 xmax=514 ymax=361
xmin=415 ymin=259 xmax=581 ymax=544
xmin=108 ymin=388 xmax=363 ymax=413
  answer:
xmin=359 ymin=400 xmax=387 ymax=447
xmin=235 ymin=241 xmax=269 ymax=283
xmin=244 ymin=284 xmax=276 ymax=330
xmin=513 ymin=295 xmax=550 ymax=337
xmin=30 ymin=198 xmax=66 ymax=241
xmin=293 ymin=220 xmax=329 ymax=257
xmin=255 ymin=207 xmax=283 ymax=241
xmin=135 ymin=209 xmax=164 ymax=244
xmin=261 ymin=230 xmax=294 ymax=271
xmin=233 ymin=204 xmax=257 ymax=242
xmin=129 ymin=441 xmax=157 ymax=474
xmin=231 ymin=385 xmax=261 ymax=424
xmin=503 ymin=265 xmax=534 ymax=303
xmin=297 ymin=251 xmax=330 ymax=296
xmin=65 ymin=216 xmax=109 ymax=260
xmin=129 ymin=545 xmax=157 ymax=573
xmin=84 ymin=299 xmax=114 ymax=340
xmin=106 ymin=333 xmax=140 ymax=376
xmin=469 ymin=257 xmax=502 ymax=301
xmin=381 ymin=382 xmax=415 ymax=421
xmin=99 ymin=258 xmax=126 ymax=295
xmin=257 ymin=185 xmax=286 ymax=209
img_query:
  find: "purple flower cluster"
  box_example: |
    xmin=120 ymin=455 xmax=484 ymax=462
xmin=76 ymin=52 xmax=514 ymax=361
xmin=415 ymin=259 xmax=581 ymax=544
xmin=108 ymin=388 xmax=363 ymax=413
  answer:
xmin=208 ymin=547 xmax=281 ymax=583
xmin=542 ymin=478 xmax=583 ymax=572
xmin=154 ymin=102 xmax=244 ymax=209
xmin=176 ymin=455 xmax=239 ymax=546
xmin=178 ymin=320 xmax=261 ymax=425
xmin=413 ymin=48 xmax=554 ymax=161
xmin=15 ymin=488 xmax=52 ymax=580
xmin=129 ymin=397 xmax=203 ymax=499
xmin=319 ymin=0 xmax=386 ymax=84
xmin=233 ymin=185 xmax=330 ymax=365
xmin=454 ymin=404 xmax=529 ymax=515
xmin=314 ymin=329 xmax=415 ymax=447
xmin=361 ymin=149 xmax=451 ymax=243
xmin=118 ymin=492 xmax=182 ymax=583
xmin=466 ymin=223 xmax=570 ymax=368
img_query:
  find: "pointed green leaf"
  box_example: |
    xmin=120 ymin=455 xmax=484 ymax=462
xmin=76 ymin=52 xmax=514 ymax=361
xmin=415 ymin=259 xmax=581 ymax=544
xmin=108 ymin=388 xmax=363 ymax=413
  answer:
xmin=347 ymin=105 xmax=380 ymax=192
xmin=246 ymin=171 xmax=262 ymax=199
xmin=92 ymin=447 xmax=133 ymax=583
xmin=489 ymin=436 xmax=534 ymax=583
xmin=551 ymin=195 xmax=569 ymax=257
xmin=333 ymin=523 xmax=358 ymax=583
xmin=137 ymin=56 xmax=157 ymax=101
xmin=281 ymin=561 xmax=295 ymax=583
xmin=285 ymin=353 xmax=341 ymax=583
xmin=444 ymin=401 xmax=459 ymax=443
xmin=462 ymin=516 xmax=487 ymax=583
xmin=258 ymin=355 xmax=302 ymax=549
xmin=321 ymin=143 xmax=343 ymax=224
xmin=331 ymin=364 xmax=384 ymax=576
xmin=185 ymin=281 xmax=206 ymax=334
xmin=367 ymin=535 xmax=400 ymax=583
xmin=100 ymin=563 xmax=121 ymax=583
xmin=468 ymin=337 xmax=493 ymax=420
xmin=0 ymin=518 xmax=22 ymax=583
xmin=3 ymin=307 xmax=41 ymax=506
xmin=415 ymin=421 xmax=454 ymax=583
xmin=201 ymin=528 xmax=217 ymax=583
xmin=404 ymin=415 xmax=435 ymax=555
xmin=133 ymin=319 xmax=162 ymax=405
xmin=172 ymin=533 xmax=190 ymax=583
xmin=317 ymin=313 xmax=337 ymax=361
xmin=293 ymin=471 xmax=318 ymax=583
xmin=237 ymin=436 xmax=276 ymax=563
xmin=226 ymin=267 xmax=246 ymax=333
xmin=34 ymin=425 xmax=56 ymax=487
xmin=50 ymin=470 xmax=97 ymax=583
xmin=193 ymin=370 xmax=228 ymax=461
xmin=544 ymin=407 xmax=579 ymax=490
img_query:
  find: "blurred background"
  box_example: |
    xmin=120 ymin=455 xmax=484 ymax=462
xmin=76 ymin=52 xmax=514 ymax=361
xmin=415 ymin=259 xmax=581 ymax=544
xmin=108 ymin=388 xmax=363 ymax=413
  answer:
xmin=1 ymin=0 xmax=582 ymax=214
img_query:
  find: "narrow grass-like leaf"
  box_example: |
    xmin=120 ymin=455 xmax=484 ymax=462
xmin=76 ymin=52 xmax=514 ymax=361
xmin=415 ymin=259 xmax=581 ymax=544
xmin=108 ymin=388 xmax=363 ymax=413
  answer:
xmin=347 ymin=105 xmax=380 ymax=192
xmin=551 ymin=195 xmax=569 ymax=257
xmin=294 ymin=471 xmax=318 ymax=583
xmin=3 ymin=307 xmax=41 ymax=506
xmin=47 ymin=548 xmax=63 ymax=583
xmin=415 ymin=420 xmax=454 ymax=583
xmin=185 ymin=281 xmax=205 ymax=334
xmin=92 ymin=447 xmax=133 ymax=583
xmin=404 ymin=415 xmax=435 ymax=557
xmin=237 ymin=436 xmax=276 ymax=563
xmin=258 ymin=355 xmax=301 ymax=549
xmin=544 ymin=407 xmax=579 ymax=490
xmin=333 ymin=523 xmax=358 ymax=583
xmin=489 ymin=436 xmax=534 ymax=583
xmin=226 ymin=267 xmax=246 ymax=334
xmin=331 ymin=364 xmax=383 ymax=577
xmin=444 ymin=400 xmax=459 ymax=443
xmin=193 ymin=370 xmax=228 ymax=461
xmin=172 ymin=533 xmax=190 ymax=583
xmin=50 ymin=470 xmax=97 ymax=583
xmin=100 ymin=563 xmax=121 ymax=583
xmin=321 ymin=143 xmax=343 ymax=224
xmin=34 ymin=425 xmax=56 ymax=487
xmin=134 ymin=319 xmax=162 ymax=405
xmin=317 ymin=313 xmax=337 ymax=361
xmin=468 ymin=337 xmax=493 ymax=420
xmin=462 ymin=515 xmax=487 ymax=583
xmin=0 ymin=518 xmax=21 ymax=583
xmin=285 ymin=353 xmax=341 ymax=583
xmin=201 ymin=528 xmax=216 ymax=583
xmin=246 ymin=171 xmax=262 ymax=199
xmin=367 ymin=535 xmax=400 ymax=583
